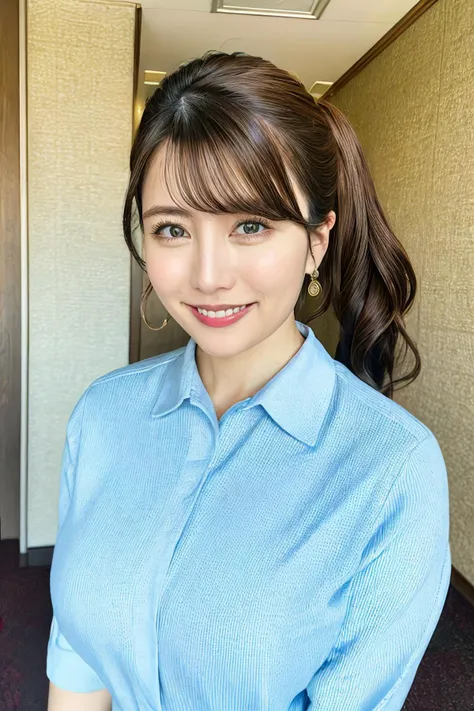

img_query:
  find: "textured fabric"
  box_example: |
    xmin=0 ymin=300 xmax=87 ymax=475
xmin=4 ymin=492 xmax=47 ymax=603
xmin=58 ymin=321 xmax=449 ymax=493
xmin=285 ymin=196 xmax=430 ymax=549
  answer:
xmin=46 ymin=321 xmax=451 ymax=711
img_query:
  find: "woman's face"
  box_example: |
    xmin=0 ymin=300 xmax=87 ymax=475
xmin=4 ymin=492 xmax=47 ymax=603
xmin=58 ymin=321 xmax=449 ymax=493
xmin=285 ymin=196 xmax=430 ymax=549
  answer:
xmin=141 ymin=147 xmax=335 ymax=359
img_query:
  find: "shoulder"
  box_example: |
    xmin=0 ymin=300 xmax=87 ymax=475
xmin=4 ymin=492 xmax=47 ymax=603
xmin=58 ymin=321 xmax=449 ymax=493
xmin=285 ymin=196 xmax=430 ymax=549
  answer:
xmin=89 ymin=346 xmax=184 ymax=396
xmin=326 ymin=364 xmax=450 ymax=583
xmin=89 ymin=346 xmax=185 ymax=390
xmin=67 ymin=346 xmax=185 ymax=430
xmin=330 ymin=359 xmax=449 ymax=510
xmin=332 ymin=359 xmax=434 ymax=446
xmin=331 ymin=359 xmax=449 ymax=531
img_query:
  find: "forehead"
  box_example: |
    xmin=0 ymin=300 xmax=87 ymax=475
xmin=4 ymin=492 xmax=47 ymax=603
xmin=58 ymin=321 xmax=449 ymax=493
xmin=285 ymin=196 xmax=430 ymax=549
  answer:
xmin=142 ymin=147 xmax=177 ymax=206
xmin=141 ymin=141 xmax=310 ymax=221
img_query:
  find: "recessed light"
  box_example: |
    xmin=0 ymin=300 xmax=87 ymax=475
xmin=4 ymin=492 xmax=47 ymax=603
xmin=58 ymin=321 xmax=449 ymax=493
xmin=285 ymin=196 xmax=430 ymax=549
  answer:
xmin=211 ymin=0 xmax=332 ymax=20
xmin=144 ymin=70 xmax=167 ymax=86
xmin=309 ymin=80 xmax=333 ymax=98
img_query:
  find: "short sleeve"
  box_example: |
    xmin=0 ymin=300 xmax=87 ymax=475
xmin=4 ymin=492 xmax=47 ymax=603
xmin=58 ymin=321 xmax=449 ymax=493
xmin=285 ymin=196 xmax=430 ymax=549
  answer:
xmin=46 ymin=392 xmax=107 ymax=693
xmin=47 ymin=616 xmax=107 ymax=693
xmin=306 ymin=432 xmax=451 ymax=711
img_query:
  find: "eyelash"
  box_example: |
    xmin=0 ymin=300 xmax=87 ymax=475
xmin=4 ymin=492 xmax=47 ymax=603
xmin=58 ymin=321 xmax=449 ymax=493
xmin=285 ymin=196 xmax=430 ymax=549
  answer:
xmin=150 ymin=216 xmax=273 ymax=243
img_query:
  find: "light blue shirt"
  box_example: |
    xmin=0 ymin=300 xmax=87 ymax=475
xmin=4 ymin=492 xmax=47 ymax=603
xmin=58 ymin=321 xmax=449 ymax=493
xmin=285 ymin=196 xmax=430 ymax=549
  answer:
xmin=47 ymin=320 xmax=451 ymax=711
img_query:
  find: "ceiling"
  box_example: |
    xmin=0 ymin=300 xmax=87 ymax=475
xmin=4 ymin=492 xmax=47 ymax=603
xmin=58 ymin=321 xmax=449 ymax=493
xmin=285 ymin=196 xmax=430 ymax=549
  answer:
xmin=137 ymin=0 xmax=419 ymax=98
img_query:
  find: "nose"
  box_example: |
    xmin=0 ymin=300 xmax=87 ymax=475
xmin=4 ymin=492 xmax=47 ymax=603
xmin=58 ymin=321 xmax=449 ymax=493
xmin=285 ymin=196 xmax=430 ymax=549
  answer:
xmin=190 ymin=234 xmax=236 ymax=295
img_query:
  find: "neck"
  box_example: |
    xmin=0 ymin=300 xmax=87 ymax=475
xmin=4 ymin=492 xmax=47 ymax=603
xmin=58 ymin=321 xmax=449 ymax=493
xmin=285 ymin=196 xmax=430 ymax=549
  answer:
xmin=195 ymin=316 xmax=305 ymax=420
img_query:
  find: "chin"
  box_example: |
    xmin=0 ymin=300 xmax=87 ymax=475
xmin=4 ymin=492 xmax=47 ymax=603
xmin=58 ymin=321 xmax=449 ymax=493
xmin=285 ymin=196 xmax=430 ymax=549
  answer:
xmin=186 ymin=320 xmax=263 ymax=358
xmin=193 ymin=330 xmax=257 ymax=359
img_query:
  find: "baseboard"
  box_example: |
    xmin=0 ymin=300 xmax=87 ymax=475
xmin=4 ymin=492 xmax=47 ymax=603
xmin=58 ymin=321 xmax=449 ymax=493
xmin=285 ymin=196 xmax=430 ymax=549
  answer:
xmin=451 ymin=566 xmax=474 ymax=607
xmin=20 ymin=545 xmax=54 ymax=568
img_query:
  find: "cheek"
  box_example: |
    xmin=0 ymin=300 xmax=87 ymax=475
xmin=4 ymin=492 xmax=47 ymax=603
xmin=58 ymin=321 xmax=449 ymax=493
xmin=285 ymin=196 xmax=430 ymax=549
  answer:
xmin=145 ymin=247 xmax=187 ymax=296
xmin=243 ymin=240 xmax=306 ymax=294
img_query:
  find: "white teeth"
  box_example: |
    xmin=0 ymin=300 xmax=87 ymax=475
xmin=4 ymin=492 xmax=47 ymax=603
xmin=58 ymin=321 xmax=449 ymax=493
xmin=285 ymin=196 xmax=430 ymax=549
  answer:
xmin=197 ymin=304 xmax=248 ymax=318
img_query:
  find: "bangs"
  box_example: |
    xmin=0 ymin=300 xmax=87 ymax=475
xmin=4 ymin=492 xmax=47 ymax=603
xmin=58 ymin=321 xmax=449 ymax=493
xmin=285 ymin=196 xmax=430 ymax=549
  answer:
xmin=158 ymin=112 xmax=309 ymax=225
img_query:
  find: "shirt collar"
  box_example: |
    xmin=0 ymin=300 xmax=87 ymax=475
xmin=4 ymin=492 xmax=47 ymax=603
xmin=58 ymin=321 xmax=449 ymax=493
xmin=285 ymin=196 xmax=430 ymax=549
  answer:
xmin=152 ymin=320 xmax=336 ymax=447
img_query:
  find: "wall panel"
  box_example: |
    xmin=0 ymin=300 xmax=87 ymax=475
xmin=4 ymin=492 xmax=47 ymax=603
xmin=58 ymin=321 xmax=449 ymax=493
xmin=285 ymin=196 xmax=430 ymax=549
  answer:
xmin=27 ymin=0 xmax=137 ymax=547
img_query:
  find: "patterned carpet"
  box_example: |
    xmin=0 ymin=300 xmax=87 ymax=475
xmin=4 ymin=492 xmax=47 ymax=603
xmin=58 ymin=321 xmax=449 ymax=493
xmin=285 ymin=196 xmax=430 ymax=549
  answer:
xmin=1 ymin=539 xmax=473 ymax=710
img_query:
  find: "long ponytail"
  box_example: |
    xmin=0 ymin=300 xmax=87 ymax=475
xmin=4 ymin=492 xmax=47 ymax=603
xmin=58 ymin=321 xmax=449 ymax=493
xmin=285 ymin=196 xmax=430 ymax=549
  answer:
xmin=301 ymin=100 xmax=421 ymax=398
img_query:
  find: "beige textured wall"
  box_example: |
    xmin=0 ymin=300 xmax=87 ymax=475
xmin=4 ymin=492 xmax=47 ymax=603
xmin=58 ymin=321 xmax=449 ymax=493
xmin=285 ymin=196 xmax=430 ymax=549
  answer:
xmin=27 ymin=0 xmax=137 ymax=547
xmin=329 ymin=0 xmax=474 ymax=583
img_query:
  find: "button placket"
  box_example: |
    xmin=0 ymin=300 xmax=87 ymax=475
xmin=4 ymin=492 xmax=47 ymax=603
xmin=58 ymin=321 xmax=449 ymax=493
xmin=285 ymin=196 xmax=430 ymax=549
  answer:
xmin=154 ymin=402 xmax=252 ymax=706
xmin=155 ymin=410 xmax=222 ymax=705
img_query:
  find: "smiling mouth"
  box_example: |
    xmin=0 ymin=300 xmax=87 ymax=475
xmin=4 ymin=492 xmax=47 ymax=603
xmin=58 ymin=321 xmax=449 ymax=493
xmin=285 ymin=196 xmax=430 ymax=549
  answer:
xmin=196 ymin=305 xmax=249 ymax=316
xmin=186 ymin=302 xmax=257 ymax=322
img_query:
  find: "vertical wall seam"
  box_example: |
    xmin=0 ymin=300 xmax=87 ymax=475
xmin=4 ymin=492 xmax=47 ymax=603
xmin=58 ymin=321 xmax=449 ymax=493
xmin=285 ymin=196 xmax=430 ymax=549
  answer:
xmin=19 ymin=0 xmax=29 ymax=554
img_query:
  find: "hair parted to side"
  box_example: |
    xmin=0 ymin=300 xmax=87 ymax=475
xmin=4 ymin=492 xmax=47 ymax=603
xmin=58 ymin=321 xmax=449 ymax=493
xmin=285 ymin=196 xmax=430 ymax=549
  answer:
xmin=123 ymin=50 xmax=420 ymax=398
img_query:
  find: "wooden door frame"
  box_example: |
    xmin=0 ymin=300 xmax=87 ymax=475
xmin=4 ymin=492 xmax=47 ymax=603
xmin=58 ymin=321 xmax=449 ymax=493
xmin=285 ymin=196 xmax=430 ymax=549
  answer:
xmin=129 ymin=5 xmax=143 ymax=365
xmin=19 ymin=0 xmax=29 ymax=555
xmin=0 ymin=0 xmax=23 ymax=545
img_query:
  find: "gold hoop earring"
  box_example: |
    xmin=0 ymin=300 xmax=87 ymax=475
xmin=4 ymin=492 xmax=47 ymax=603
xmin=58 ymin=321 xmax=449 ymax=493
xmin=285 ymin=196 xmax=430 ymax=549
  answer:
xmin=140 ymin=282 xmax=171 ymax=331
xmin=308 ymin=268 xmax=322 ymax=297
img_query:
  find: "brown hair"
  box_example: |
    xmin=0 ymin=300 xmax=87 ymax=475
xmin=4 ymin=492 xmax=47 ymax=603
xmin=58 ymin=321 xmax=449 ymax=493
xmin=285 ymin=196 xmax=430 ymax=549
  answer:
xmin=123 ymin=50 xmax=420 ymax=398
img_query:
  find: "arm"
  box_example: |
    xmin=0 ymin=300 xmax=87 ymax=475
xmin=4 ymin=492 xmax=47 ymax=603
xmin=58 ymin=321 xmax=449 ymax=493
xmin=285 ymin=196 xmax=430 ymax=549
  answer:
xmin=47 ymin=682 xmax=112 ymax=711
xmin=46 ymin=392 xmax=111 ymax=703
xmin=306 ymin=432 xmax=451 ymax=711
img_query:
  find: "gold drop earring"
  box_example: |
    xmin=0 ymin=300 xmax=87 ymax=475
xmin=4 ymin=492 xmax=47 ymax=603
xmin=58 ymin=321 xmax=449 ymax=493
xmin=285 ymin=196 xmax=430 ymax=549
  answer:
xmin=307 ymin=268 xmax=322 ymax=297
xmin=140 ymin=282 xmax=171 ymax=331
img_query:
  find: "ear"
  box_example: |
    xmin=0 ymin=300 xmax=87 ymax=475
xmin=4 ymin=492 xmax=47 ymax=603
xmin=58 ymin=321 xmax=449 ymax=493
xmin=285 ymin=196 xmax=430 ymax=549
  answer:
xmin=305 ymin=210 xmax=336 ymax=275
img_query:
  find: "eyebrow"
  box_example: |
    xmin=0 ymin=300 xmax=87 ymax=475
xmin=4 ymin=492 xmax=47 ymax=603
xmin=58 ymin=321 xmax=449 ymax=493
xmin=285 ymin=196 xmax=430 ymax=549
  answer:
xmin=142 ymin=205 xmax=193 ymax=221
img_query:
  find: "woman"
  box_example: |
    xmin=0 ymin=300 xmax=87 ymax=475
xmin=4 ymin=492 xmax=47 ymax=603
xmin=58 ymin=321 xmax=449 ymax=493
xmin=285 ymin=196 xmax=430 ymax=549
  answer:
xmin=47 ymin=51 xmax=451 ymax=711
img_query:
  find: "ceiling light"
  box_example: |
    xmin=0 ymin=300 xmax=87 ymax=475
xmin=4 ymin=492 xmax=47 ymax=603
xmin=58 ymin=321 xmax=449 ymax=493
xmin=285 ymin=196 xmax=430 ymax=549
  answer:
xmin=144 ymin=70 xmax=167 ymax=86
xmin=309 ymin=80 xmax=333 ymax=99
xmin=211 ymin=0 xmax=332 ymax=20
